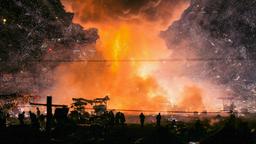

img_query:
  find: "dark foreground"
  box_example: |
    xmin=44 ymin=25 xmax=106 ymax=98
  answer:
xmin=0 ymin=115 xmax=256 ymax=144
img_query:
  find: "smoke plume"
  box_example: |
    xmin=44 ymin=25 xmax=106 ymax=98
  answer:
xmin=42 ymin=0 xmax=223 ymax=112
xmin=162 ymin=0 xmax=256 ymax=111
xmin=61 ymin=0 xmax=188 ymax=25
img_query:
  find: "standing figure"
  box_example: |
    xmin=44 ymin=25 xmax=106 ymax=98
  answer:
xmin=139 ymin=113 xmax=145 ymax=127
xmin=38 ymin=114 xmax=45 ymax=129
xmin=0 ymin=109 xmax=6 ymax=129
xmin=18 ymin=111 xmax=25 ymax=125
xmin=36 ymin=107 xmax=41 ymax=117
xmin=109 ymin=111 xmax=115 ymax=127
xmin=120 ymin=112 xmax=126 ymax=126
xmin=115 ymin=112 xmax=121 ymax=125
xmin=156 ymin=113 xmax=161 ymax=127
xmin=29 ymin=111 xmax=39 ymax=129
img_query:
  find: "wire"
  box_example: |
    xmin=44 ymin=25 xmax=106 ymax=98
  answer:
xmin=7 ymin=58 xmax=255 ymax=63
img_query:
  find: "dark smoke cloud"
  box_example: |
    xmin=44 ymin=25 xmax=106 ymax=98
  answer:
xmin=62 ymin=0 xmax=188 ymax=24
xmin=0 ymin=0 xmax=98 ymax=94
xmin=162 ymin=0 xmax=256 ymax=109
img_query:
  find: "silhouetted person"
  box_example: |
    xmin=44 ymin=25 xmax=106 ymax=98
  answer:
xmin=36 ymin=107 xmax=41 ymax=117
xmin=109 ymin=111 xmax=115 ymax=127
xmin=120 ymin=112 xmax=126 ymax=126
xmin=38 ymin=114 xmax=45 ymax=129
xmin=0 ymin=109 xmax=6 ymax=129
xmin=171 ymin=119 xmax=176 ymax=129
xmin=29 ymin=111 xmax=39 ymax=129
xmin=54 ymin=107 xmax=69 ymax=126
xmin=193 ymin=119 xmax=204 ymax=140
xmin=156 ymin=113 xmax=161 ymax=127
xmin=18 ymin=111 xmax=25 ymax=125
xmin=139 ymin=113 xmax=145 ymax=127
xmin=115 ymin=112 xmax=121 ymax=125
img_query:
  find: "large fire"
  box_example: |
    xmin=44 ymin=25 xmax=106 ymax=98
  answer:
xmin=44 ymin=0 xmax=223 ymax=112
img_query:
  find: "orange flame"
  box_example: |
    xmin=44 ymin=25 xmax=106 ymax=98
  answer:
xmin=44 ymin=0 xmax=223 ymax=112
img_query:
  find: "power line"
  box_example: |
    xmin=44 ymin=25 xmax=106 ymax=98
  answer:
xmin=19 ymin=105 xmax=223 ymax=113
xmin=3 ymin=58 xmax=255 ymax=63
xmin=108 ymin=109 xmax=223 ymax=114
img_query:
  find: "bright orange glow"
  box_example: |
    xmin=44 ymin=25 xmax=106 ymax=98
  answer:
xmin=43 ymin=0 xmax=223 ymax=113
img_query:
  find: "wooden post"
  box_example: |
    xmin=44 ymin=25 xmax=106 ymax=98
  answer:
xmin=29 ymin=96 xmax=67 ymax=131
xmin=46 ymin=96 xmax=52 ymax=131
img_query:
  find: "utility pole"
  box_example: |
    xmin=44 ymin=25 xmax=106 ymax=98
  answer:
xmin=29 ymin=96 xmax=67 ymax=132
xmin=46 ymin=96 xmax=52 ymax=132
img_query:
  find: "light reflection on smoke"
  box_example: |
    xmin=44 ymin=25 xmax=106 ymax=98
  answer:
xmin=42 ymin=0 xmax=223 ymax=112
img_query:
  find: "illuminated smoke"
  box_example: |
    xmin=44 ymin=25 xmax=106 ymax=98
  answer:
xmin=177 ymin=86 xmax=205 ymax=111
xmin=43 ymin=0 xmax=223 ymax=112
xmin=61 ymin=0 xmax=188 ymax=25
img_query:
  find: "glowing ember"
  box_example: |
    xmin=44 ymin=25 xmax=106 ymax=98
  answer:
xmin=3 ymin=18 xmax=7 ymax=24
xmin=48 ymin=48 xmax=53 ymax=53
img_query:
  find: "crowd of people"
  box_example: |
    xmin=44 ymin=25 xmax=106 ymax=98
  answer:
xmin=0 ymin=108 xmax=255 ymax=144
xmin=0 ymin=108 xmax=165 ymax=130
xmin=139 ymin=113 xmax=162 ymax=127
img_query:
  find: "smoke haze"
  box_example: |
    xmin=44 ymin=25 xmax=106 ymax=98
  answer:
xmin=42 ymin=0 xmax=223 ymax=112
